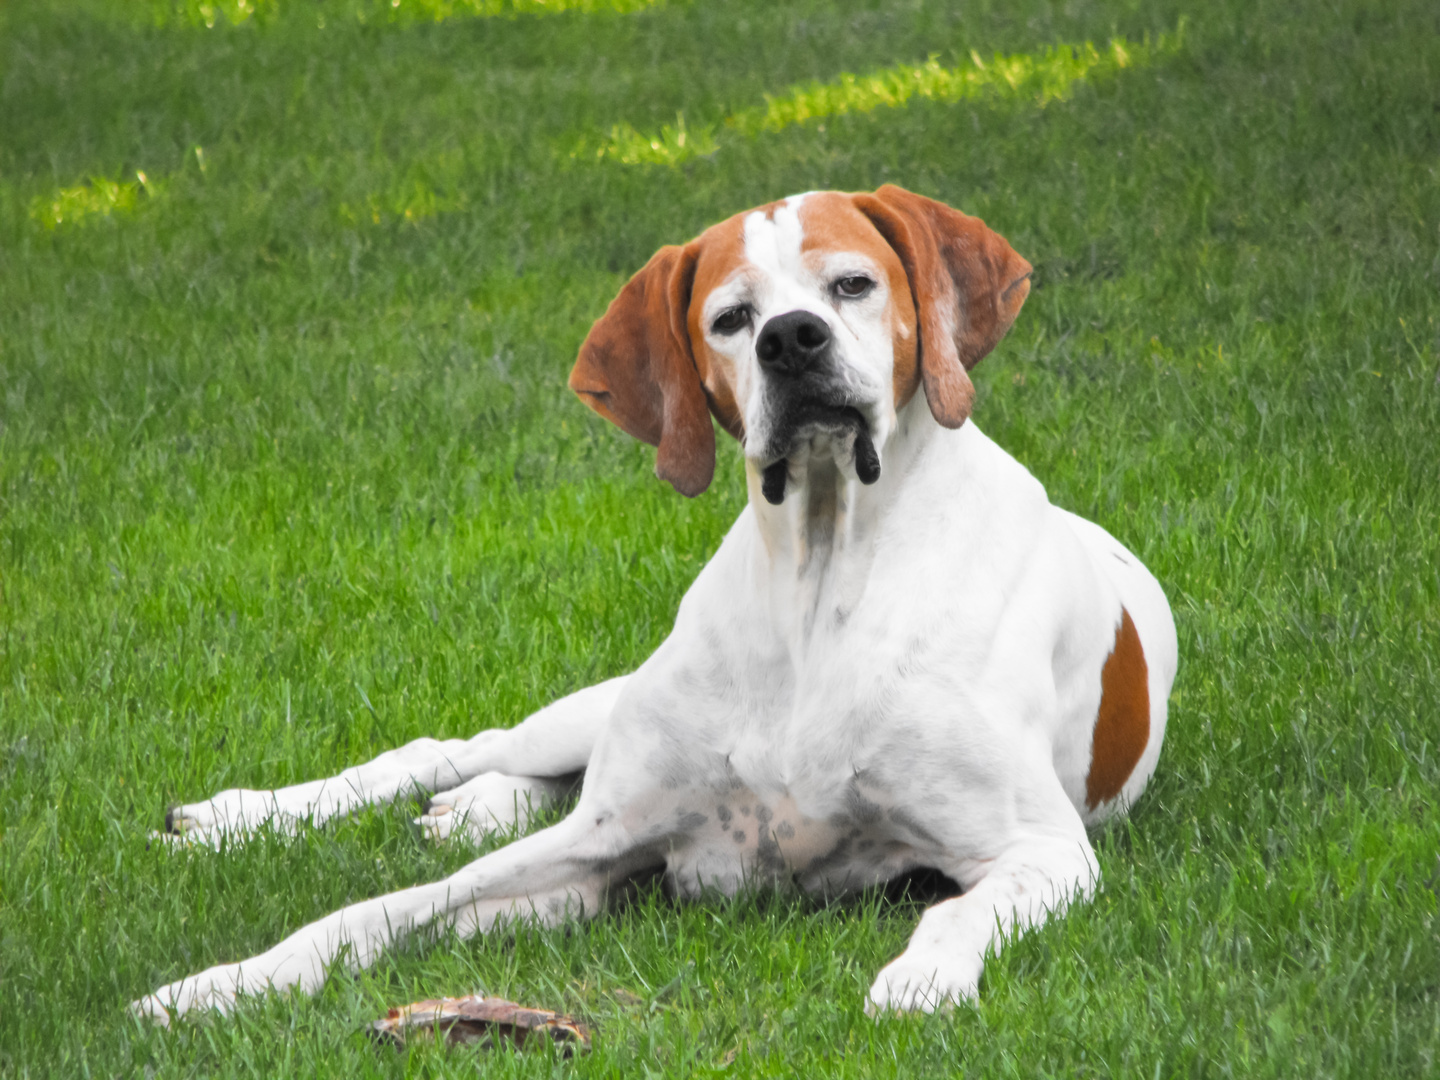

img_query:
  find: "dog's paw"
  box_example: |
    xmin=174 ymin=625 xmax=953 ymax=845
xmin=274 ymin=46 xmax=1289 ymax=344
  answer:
xmin=415 ymin=773 xmax=554 ymax=845
xmin=132 ymin=965 xmax=245 ymax=1025
xmin=163 ymin=789 xmax=281 ymax=847
xmin=414 ymin=776 xmax=511 ymax=845
xmin=864 ymin=953 xmax=981 ymax=1015
xmin=414 ymin=800 xmax=479 ymax=844
xmin=148 ymin=828 xmax=221 ymax=852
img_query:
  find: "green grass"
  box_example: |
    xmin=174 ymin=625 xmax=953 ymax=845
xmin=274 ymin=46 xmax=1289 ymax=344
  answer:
xmin=2 ymin=0 xmax=1438 ymax=1075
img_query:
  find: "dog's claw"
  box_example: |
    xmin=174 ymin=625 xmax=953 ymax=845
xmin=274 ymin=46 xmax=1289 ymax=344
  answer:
xmin=415 ymin=802 xmax=467 ymax=844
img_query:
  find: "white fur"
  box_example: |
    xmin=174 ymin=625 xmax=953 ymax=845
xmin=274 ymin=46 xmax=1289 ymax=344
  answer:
xmin=138 ymin=197 xmax=1177 ymax=1022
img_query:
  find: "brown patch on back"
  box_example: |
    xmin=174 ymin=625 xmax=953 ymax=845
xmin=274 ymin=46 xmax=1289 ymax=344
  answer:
xmin=1085 ymin=608 xmax=1150 ymax=811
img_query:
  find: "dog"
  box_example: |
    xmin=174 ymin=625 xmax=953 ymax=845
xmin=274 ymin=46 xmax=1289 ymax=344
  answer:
xmin=136 ymin=185 xmax=1177 ymax=1021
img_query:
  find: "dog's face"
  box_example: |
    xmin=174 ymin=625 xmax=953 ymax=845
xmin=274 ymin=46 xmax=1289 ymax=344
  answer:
xmin=570 ymin=185 xmax=1032 ymax=499
xmin=686 ymin=193 xmax=915 ymax=502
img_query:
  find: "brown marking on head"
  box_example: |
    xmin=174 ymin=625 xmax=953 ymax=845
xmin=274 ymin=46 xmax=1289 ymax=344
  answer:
xmin=1085 ymin=607 xmax=1151 ymax=810
xmin=795 ymin=192 xmax=919 ymax=413
xmin=684 ymin=212 xmax=755 ymax=441
xmin=850 ymin=184 xmax=1032 ymax=428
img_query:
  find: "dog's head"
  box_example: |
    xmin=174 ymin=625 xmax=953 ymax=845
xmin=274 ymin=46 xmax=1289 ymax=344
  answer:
xmin=569 ymin=185 xmax=1032 ymax=500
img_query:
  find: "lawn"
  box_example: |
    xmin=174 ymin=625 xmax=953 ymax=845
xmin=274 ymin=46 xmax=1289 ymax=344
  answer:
xmin=1 ymin=0 xmax=1438 ymax=1075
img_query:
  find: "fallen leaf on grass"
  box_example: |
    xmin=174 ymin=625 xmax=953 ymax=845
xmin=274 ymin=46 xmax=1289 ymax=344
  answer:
xmin=369 ymin=995 xmax=590 ymax=1055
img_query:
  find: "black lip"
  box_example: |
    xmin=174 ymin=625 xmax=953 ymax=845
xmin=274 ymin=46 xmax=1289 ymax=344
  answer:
xmin=758 ymin=404 xmax=880 ymax=505
xmin=761 ymin=460 xmax=789 ymax=505
xmin=853 ymin=425 xmax=881 ymax=484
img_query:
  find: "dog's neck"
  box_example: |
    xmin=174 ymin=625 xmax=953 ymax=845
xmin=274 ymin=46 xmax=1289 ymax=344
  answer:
xmin=746 ymin=394 xmax=943 ymax=645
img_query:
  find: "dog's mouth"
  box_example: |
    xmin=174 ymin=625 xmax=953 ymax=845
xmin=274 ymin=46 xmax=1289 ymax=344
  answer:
xmin=759 ymin=403 xmax=880 ymax=506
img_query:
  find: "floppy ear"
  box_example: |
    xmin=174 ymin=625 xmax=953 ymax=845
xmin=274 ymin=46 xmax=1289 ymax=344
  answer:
xmin=851 ymin=184 xmax=1032 ymax=428
xmin=569 ymin=243 xmax=715 ymax=497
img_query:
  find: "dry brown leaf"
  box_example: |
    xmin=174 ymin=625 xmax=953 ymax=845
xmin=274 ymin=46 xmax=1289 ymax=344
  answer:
xmin=369 ymin=994 xmax=591 ymax=1055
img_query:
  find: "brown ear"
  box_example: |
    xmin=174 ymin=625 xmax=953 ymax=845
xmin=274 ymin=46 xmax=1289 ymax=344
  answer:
xmin=851 ymin=184 xmax=1032 ymax=428
xmin=569 ymin=243 xmax=715 ymax=497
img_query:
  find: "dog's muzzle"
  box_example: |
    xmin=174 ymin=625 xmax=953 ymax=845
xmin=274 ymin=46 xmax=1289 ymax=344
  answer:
xmin=753 ymin=310 xmax=882 ymax=505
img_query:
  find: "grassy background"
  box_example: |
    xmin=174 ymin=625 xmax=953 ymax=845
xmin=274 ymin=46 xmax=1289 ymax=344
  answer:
xmin=2 ymin=0 xmax=1438 ymax=1075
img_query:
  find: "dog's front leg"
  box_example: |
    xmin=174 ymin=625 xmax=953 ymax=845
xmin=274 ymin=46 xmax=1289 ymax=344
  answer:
xmin=162 ymin=675 xmax=630 ymax=846
xmin=866 ymin=832 xmax=1100 ymax=1014
xmin=134 ymin=809 xmax=646 ymax=1024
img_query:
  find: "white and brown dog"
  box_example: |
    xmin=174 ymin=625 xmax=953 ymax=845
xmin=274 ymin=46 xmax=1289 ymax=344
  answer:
xmin=137 ymin=185 xmax=1177 ymax=1020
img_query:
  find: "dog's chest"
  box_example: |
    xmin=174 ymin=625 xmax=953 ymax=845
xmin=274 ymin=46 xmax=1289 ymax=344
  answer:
xmin=655 ymin=662 xmax=954 ymax=899
xmin=639 ymin=439 xmax=1043 ymax=898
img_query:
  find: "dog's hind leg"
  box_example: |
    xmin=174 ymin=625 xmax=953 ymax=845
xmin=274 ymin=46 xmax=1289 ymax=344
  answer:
xmin=161 ymin=675 xmax=629 ymax=847
xmin=415 ymin=771 xmax=580 ymax=845
xmin=409 ymin=675 xmax=632 ymax=843
xmin=133 ymin=809 xmax=651 ymax=1023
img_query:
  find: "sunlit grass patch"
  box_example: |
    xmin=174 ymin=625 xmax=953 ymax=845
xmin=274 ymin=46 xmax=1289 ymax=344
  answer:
xmin=149 ymin=0 xmax=660 ymax=29
xmin=730 ymin=30 xmax=1182 ymax=135
xmin=592 ymin=115 xmax=720 ymax=167
xmin=30 ymin=172 xmax=156 ymax=230
xmin=148 ymin=0 xmax=274 ymax=28
xmin=338 ymin=180 xmax=465 ymax=226
xmin=338 ymin=152 xmax=473 ymax=226
xmin=592 ymin=25 xmax=1185 ymax=167
xmin=382 ymin=0 xmax=661 ymax=18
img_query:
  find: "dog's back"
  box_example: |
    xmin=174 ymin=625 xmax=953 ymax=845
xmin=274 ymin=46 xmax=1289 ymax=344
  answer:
xmin=1058 ymin=509 xmax=1179 ymax=824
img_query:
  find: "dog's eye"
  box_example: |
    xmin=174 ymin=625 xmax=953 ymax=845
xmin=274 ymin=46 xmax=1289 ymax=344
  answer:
xmin=711 ymin=306 xmax=752 ymax=335
xmin=833 ymin=275 xmax=875 ymax=300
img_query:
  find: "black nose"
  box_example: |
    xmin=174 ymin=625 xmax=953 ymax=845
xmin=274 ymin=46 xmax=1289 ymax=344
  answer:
xmin=755 ymin=310 xmax=832 ymax=375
